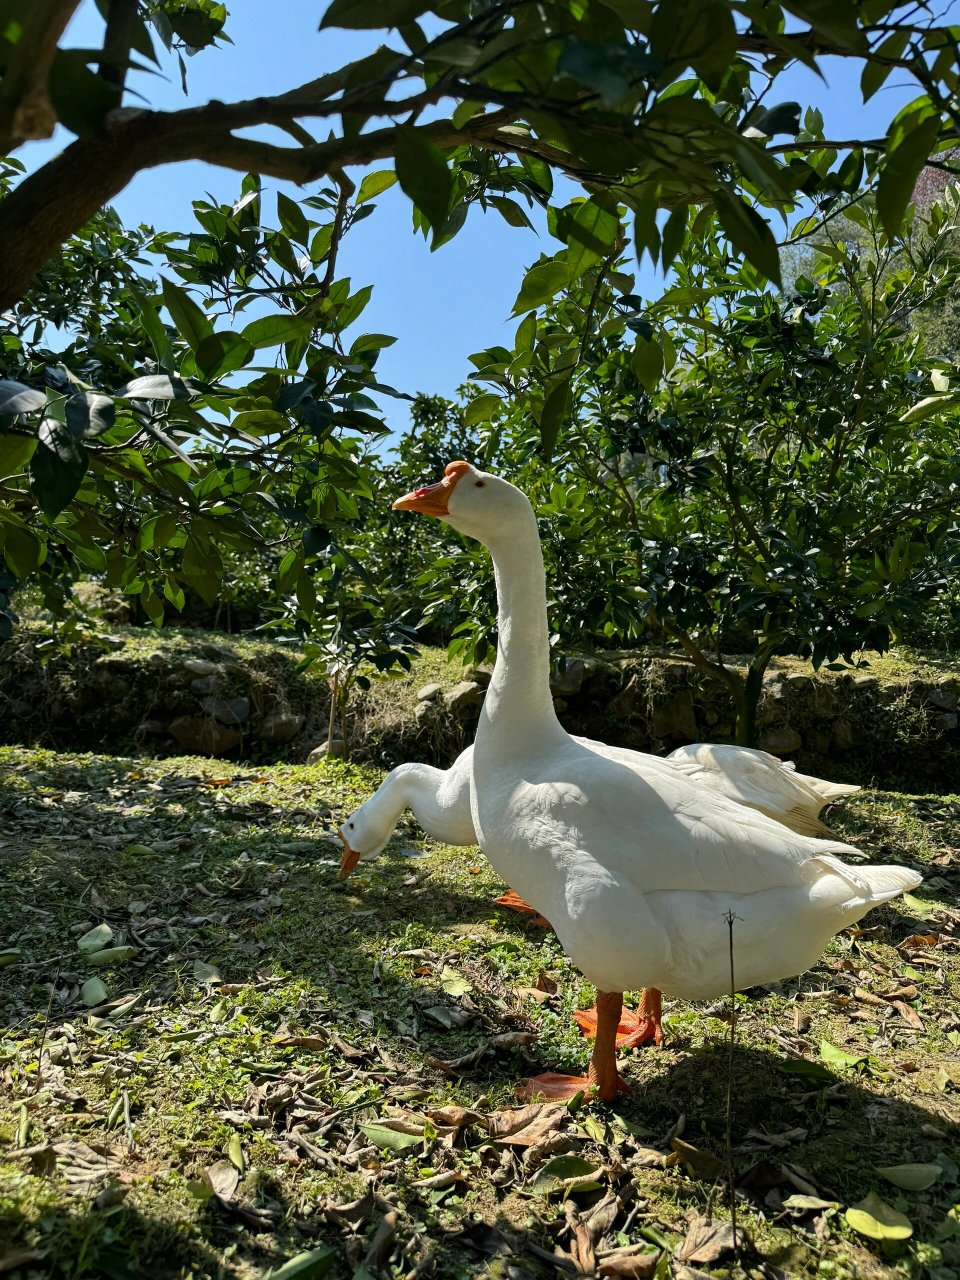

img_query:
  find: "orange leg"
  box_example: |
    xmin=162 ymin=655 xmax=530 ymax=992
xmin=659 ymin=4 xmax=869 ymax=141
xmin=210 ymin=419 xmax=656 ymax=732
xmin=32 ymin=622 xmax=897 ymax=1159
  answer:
xmin=520 ymin=990 xmax=632 ymax=1103
xmin=494 ymin=889 xmax=551 ymax=930
xmin=575 ymin=987 xmax=664 ymax=1048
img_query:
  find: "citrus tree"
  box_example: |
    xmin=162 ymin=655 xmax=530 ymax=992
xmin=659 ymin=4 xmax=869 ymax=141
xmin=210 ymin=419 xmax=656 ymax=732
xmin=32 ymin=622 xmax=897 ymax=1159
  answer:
xmin=433 ymin=191 xmax=960 ymax=743
xmin=4 ymin=0 xmax=960 ymax=648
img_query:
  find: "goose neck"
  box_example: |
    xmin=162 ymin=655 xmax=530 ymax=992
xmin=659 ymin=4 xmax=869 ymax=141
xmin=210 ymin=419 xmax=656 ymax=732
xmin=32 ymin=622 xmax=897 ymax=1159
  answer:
xmin=481 ymin=515 xmax=563 ymax=742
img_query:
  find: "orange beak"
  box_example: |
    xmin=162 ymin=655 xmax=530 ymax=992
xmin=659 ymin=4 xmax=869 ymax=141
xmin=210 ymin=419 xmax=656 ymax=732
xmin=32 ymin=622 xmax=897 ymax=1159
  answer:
xmin=392 ymin=460 xmax=470 ymax=516
xmin=338 ymin=829 xmax=362 ymax=881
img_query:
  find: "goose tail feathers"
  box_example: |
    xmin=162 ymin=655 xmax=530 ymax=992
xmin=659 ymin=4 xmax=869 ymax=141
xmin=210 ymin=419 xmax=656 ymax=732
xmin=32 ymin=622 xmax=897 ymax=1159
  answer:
xmin=792 ymin=771 xmax=861 ymax=802
xmin=813 ymin=853 xmax=922 ymax=916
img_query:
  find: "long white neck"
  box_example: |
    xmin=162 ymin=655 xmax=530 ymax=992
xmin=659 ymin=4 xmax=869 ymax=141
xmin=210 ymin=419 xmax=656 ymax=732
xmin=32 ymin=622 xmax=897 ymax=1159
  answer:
xmin=370 ymin=762 xmax=447 ymax=837
xmin=476 ymin=506 xmax=565 ymax=755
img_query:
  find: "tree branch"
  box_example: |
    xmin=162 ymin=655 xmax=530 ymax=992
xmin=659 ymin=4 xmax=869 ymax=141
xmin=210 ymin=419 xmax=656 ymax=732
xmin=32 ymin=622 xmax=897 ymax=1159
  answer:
xmin=0 ymin=0 xmax=83 ymax=152
xmin=0 ymin=104 xmax=516 ymax=311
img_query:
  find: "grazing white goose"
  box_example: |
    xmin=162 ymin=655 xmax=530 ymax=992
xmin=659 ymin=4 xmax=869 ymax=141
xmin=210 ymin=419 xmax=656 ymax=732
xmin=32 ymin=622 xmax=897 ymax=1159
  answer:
xmin=387 ymin=461 xmax=921 ymax=1101
xmin=338 ymin=750 xmax=477 ymax=878
xmin=339 ymin=740 xmax=858 ymax=878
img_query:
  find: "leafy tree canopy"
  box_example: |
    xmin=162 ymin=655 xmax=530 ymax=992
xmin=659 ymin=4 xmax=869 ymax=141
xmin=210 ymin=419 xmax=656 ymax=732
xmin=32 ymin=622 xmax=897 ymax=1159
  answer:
xmin=2 ymin=0 xmax=960 ymax=311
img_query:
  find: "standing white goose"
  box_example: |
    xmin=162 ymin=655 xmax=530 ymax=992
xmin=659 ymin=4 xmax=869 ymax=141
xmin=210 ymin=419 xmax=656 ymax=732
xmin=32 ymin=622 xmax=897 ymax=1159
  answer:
xmin=391 ymin=461 xmax=921 ymax=1101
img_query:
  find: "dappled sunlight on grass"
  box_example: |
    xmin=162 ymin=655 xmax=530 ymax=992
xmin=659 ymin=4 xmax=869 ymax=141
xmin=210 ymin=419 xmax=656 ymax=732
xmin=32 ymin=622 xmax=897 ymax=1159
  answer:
xmin=0 ymin=748 xmax=958 ymax=1278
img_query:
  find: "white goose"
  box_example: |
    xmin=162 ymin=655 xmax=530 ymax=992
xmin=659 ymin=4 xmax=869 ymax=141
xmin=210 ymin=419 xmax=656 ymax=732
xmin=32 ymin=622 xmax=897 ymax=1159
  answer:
xmin=338 ymin=741 xmax=857 ymax=877
xmin=388 ymin=461 xmax=921 ymax=1101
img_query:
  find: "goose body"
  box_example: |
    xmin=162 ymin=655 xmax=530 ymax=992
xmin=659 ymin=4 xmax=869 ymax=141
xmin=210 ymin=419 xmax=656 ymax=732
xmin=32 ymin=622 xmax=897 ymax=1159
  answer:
xmin=389 ymin=462 xmax=920 ymax=1096
xmin=340 ymin=740 xmax=857 ymax=869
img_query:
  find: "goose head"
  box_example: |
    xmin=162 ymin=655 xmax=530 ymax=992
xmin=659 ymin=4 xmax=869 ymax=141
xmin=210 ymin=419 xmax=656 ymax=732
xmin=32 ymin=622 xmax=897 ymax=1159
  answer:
xmin=338 ymin=801 xmax=391 ymax=879
xmin=392 ymin=459 xmax=532 ymax=544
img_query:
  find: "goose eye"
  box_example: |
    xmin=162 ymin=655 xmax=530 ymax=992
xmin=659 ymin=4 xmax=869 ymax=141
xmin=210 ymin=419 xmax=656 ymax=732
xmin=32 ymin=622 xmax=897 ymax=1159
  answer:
xmin=348 ymin=821 xmax=354 ymax=828
xmin=475 ymin=480 xmax=485 ymax=488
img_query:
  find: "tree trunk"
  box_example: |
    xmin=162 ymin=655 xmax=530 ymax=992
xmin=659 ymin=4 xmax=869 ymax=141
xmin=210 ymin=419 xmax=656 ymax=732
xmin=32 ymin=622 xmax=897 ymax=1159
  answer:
xmin=733 ymin=660 xmax=769 ymax=748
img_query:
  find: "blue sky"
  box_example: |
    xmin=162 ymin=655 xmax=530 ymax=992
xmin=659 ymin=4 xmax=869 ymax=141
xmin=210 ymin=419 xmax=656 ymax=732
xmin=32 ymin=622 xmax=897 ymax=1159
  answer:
xmin=19 ymin=1 xmax=949 ymax=427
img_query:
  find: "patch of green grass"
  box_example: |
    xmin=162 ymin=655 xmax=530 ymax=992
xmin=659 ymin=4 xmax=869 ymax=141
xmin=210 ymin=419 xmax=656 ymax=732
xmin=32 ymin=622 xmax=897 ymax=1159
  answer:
xmin=1 ymin=748 xmax=958 ymax=1279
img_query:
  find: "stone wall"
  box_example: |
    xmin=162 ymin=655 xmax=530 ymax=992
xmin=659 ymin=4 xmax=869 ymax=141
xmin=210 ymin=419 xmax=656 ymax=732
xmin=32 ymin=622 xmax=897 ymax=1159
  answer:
xmin=0 ymin=632 xmax=329 ymax=760
xmin=2 ymin=631 xmax=958 ymax=789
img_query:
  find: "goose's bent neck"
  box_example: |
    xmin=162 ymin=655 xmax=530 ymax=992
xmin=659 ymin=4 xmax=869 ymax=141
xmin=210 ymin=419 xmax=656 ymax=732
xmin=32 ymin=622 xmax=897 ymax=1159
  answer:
xmin=372 ymin=762 xmax=445 ymax=831
xmin=479 ymin=508 xmax=565 ymax=754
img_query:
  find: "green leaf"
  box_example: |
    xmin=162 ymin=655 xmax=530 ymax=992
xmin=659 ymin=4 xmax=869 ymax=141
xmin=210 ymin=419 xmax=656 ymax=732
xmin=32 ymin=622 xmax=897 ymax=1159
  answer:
xmin=845 ymin=1191 xmax=913 ymax=1241
xmin=194 ymin=332 xmax=254 ymax=379
xmin=263 ymin=1246 xmax=337 ymax=1280
xmin=530 ymin=1155 xmax=602 ymax=1194
xmin=357 ymin=170 xmax=397 ymax=204
xmin=31 ymin=421 xmax=88 ymax=519
xmin=85 ymin=946 xmax=137 ymax=967
xmin=489 ymin=195 xmax=535 ymax=230
xmin=49 ymin=48 xmax=118 ymax=137
xmin=320 ymin=0 xmax=430 ymax=30
xmin=0 ymin=433 xmax=37 ymax=476
xmin=81 ymin=977 xmax=108 ymax=1007
xmin=776 ymin=1056 xmax=833 ymax=1083
xmin=650 ymin=0 xmax=737 ymax=90
xmin=358 ymin=1123 xmax=424 ymax=1152
xmin=566 ymin=200 xmax=620 ymax=277
xmin=2 ymin=523 xmax=45 ymax=578
xmin=161 ymin=278 xmax=213 ymax=353
xmin=131 ymin=291 xmax=170 ymax=363
xmin=464 ymin=393 xmax=501 ymax=427
xmin=242 ymin=314 xmax=315 ymax=350
xmin=539 ymin=376 xmax=572 ymax=460
xmin=277 ymin=192 xmax=310 ymax=244
xmin=782 ymin=1194 xmax=840 ymax=1212
xmin=65 ymin=392 xmax=115 ymax=439
xmin=818 ymin=1040 xmax=866 ymax=1071
xmin=394 ymin=124 xmax=453 ymax=233
xmin=713 ymin=189 xmax=782 ymax=286
xmin=77 ymin=926 xmax=114 ymax=957
xmin=901 ymin=892 xmax=937 ymax=920
xmin=512 ymin=261 xmax=572 ymax=314
xmin=877 ymin=1163 xmax=942 ymax=1192
xmin=118 ymin=375 xmax=194 ymax=401
xmin=862 ymin=29 xmax=910 ymax=101
xmin=0 ymin=380 xmax=45 ymax=415
xmin=439 ymin=966 xmax=473 ymax=997
xmin=632 ymin=337 xmax=664 ymax=392
xmin=227 ymin=1133 xmax=245 ymax=1173
xmin=782 ymin=1 xmax=866 ymax=53
xmin=877 ymin=109 xmax=942 ymax=238
xmin=899 ymin=391 xmax=960 ymax=424
xmin=193 ymin=960 xmax=222 ymax=985
xmin=0 ymin=949 xmax=22 ymax=967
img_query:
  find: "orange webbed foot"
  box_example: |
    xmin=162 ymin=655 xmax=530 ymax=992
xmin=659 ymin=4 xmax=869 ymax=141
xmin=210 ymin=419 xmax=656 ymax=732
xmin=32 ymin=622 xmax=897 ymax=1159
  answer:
xmin=494 ymin=889 xmax=551 ymax=930
xmin=575 ymin=989 xmax=664 ymax=1048
xmin=518 ymin=1069 xmax=631 ymax=1103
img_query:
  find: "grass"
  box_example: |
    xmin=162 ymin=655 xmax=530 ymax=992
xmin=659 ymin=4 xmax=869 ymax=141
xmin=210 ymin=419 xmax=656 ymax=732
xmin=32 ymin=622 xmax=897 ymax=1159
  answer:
xmin=1 ymin=746 xmax=958 ymax=1279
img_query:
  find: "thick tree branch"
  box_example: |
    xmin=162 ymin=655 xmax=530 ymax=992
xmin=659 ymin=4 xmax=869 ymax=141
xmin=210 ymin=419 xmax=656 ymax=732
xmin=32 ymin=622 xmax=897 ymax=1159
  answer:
xmin=0 ymin=104 xmax=517 ymax=312
xmin=0 ymin=0 xmax=83 ymax=152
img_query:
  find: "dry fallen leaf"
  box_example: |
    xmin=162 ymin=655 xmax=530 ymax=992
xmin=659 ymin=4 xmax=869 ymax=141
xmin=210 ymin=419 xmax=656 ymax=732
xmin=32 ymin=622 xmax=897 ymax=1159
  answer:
xmin=677 ymin=1212 xmax=745 ymax=1264
xmin=488 ymin=1103 xmax=567 ymax=1147
xmin=888 ymin=999 xmax=925 ymax=1030
xmin=203 ymin=1159 xmax=239 ymax=1202
xmin=597 ymin=1244 xmax=661 ymax=1278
